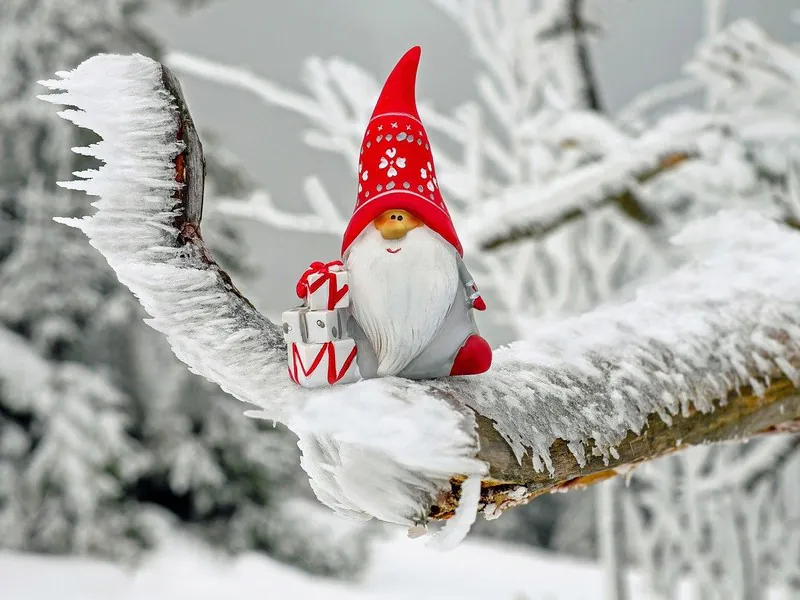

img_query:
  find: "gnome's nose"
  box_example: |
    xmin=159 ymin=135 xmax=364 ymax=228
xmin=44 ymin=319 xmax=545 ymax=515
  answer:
xmin=380 ymin=219 xmax=408 ymax=240
xmin=374 ymin=210 xmax=421 ymax=240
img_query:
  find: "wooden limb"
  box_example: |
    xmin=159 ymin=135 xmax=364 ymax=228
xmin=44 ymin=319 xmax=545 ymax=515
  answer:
xmin=430 ymin=375 xmax=800 ymax=520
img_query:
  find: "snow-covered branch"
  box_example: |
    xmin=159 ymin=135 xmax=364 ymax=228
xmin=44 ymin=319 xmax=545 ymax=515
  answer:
xmin=687 ymin=19 xmax=800 ymax=104
xmin=40 ymin=54 xmax=800 ymax=544
xmin=463 ymin=117 xmax=702 ymax=250
xmin=165 ymin=50 xmax=369 ymax=234
xmin=473 ymin=21 xmax=800 ymax=254
xmin=429 ymin=0 xmax=601 ymax=111
xmin=456 ymin=376 xmax=800 ymax=520
xmin=216 ymin=182 xmax=346 ymax=237
xmin=167 ymin=50 xmax=374 ymax=162
xmin=39 ymin=54 xmax=292 ymax=422
xmin=534 ymin=0 xmax=603 ymax=111
xmin=617 ymin=78 xmax=701 ymax=124
xmin=166 ymin=51 xmax=324 ymax=121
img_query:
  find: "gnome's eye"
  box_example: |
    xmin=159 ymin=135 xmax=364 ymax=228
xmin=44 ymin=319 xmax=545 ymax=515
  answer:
xmin=316 ymin=320 xmax=325 ymax=328
xmin=390 ymin=215 xmax=397 ymax=220
xmin=397 ymin=215 xmax=404 ymax=221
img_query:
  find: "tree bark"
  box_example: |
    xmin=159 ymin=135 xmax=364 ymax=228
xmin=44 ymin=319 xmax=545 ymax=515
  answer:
xmin=431 ymin=375 xmax=800 ymax=519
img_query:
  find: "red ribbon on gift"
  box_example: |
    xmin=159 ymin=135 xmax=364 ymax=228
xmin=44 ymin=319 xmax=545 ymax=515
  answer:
xmin=288 ymin=341 xmax=358 ymax=385
xmin=296 ymin=260 xmax=349 ymax=310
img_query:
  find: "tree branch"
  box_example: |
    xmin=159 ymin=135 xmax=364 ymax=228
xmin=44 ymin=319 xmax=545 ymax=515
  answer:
xmin=41 ymin=54 xmax=800 ymax=544
xmin=432 ymin=375 xmax=800 ymax=520
xmin=40 ymin=54 xmax=292 ymax=421
xmin=216 ymin=185 xmax=346 ymax=237
xmin=466 ymin=141 xmax=695 ymax=251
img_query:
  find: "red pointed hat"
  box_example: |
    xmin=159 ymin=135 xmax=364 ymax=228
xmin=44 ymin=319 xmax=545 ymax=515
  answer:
xmin=341 ymin=46 xmax=463 ymax=257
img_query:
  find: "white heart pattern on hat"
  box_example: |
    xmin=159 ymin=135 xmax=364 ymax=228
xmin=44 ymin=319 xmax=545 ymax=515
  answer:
xmin=378 ymin=148 xmax=405 ymax=178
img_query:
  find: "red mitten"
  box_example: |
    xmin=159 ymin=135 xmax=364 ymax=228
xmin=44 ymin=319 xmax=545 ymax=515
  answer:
xmin=450 ymin=334 xmax=492 ymax=375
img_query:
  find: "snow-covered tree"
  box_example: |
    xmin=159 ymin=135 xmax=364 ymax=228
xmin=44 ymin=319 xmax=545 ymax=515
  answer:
xmin=37 ymin=9 xmax=800 ymax=598
xmin=0 ymin=0 xmax=369 ymax=575
xmin=0 ymin=0 xmax=157 ymax=558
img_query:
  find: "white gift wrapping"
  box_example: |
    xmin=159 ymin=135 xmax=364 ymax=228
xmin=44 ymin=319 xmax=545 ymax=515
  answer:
xmin=304 ymin=309 xmax=347 ymax=344
xmin=287 ymin=338 xmax=360 ymax=388
xmin=281 ymin=307 xmax=307 ymax=343
xmin=304 ymin=268 xmax=350 ymax=311
xmin=281 ymin=307 xmax=347 ymax=344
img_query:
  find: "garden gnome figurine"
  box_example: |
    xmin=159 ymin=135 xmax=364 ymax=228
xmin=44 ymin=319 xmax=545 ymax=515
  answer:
xmin=342 ymin=46 xmax=492 ymax=379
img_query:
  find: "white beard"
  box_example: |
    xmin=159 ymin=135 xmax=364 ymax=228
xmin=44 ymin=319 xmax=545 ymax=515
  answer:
xmin=345 ymin=226 xmax=458 ymax=377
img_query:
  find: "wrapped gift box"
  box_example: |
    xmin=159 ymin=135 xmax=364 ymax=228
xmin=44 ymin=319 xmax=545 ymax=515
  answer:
xmin=281 ymin=307 xmax=307 ymax=343
xmin=288 ymin=339 xmax=359 ymax=388
xmin=281 ymin=307 xmax=347 ymax=344
xmin=303 ymin=266 xmax=350 ymax=311
xmin=304 ymin=309 xmax=346 ymax=344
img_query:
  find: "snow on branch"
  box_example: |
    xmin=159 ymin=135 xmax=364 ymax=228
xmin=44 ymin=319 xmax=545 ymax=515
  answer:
xmin=688 ymin=19 xmax=800 ymax=104
xmin=38 ymin=55 xmax=293 ymax=422
xmin=167 ymin=50 xmax=374 ymax=160
xmin=617 ymin=78 xmax=702 ymax=125
xmin=40 ymin=54 xmax=800 ymax=543
xmin=473 ymin=22 xmax=800 ymax=253
xmin=429 ymin=0 xmax=601 ymax=111
xmin=215 ymin=183 xmax=346 ymax=237
xmin=686 ymin=20 xmax=800 ymax=143
xmin=464 ymin=116 xmax=704 ymax=250
xmin=0 ymin=326 xmax=52 ymax=413
xmin=166 ymin=51 xmax=324 ymax=121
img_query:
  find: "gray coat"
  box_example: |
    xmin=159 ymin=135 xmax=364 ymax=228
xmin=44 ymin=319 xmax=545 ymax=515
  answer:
xmin=348 ymin=256 xmax=481 ymax=380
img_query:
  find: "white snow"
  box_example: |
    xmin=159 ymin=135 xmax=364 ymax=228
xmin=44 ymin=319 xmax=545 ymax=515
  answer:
xmin=0 ymin=533 xmax=659 ymax=600
xmin=39 ymin=53 xmax=295 ymax=423
xmin=3 ymin=532 xmax=796 ymax=600
xmin=426 ymin=476 xmax=482 ymax=551
xmin=286 ymin=378 xmax=486 ymax=526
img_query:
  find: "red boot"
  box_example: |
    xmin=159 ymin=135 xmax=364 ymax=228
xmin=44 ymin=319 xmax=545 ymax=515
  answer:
xmin=449 ymin=335 xmax=492 ymax=376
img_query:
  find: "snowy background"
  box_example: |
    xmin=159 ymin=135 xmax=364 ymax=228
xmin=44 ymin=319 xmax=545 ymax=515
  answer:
xmin=2 ymin=1 xmax=800 ymax=599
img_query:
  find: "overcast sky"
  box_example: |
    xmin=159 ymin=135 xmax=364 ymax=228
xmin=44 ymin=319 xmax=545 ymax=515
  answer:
xmin=143 ymin=1 xmax=797 ymax=337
